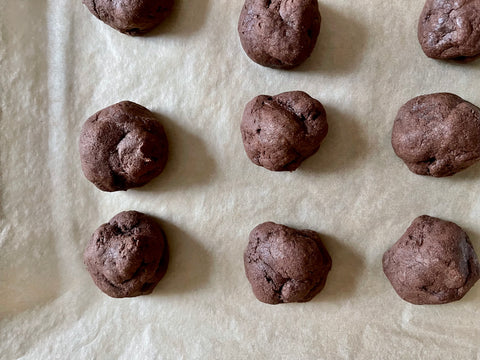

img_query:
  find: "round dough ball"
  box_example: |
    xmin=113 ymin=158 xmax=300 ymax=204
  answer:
xmin=392 ymin=93 xmax=480 ymax=177
xmin=79 ymin=101 xmax=168 ymax=192
xmin=383 ymin=215 xmax=480 ymax=305
xmin=84 ymin=211 xmax=169 ymax=298
xmin=241 ymin=91 xmax=328 ymax=171
xmin=418 ymin=0 xmax=480 ymax=61
xmin=82 ymin=0 xmax=173 ymax=36
xmin=244 ymin=222 xmax=332 ymax=304
xmin=238 ymin=0 xmax=321 ymax=69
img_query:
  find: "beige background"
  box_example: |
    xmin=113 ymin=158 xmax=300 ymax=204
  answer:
xmin=1 ymin=0 xmax=480 ymax=359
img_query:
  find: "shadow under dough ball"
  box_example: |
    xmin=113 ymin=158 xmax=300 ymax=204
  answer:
xmin=244 ymin=222 xmax=332 ymax=304
xmin=392 ymin=93 xmax=480 ymax=177
xmin=241 ymin=91 xmax=328 ymax=171
xmin=83 ymin=0 xmax=173 ymax=36
xmin=79 ymin=101 xmax=168 ymax=192
xmin=238 ymin=0 xmax=321 ymax=69
xmin=383 ymin=215 xmax=480 ymax=305
xmin=84 ymin=211 xmax=169 ymax=298
xmin=418 ymin=0 xmax=480 ymax=61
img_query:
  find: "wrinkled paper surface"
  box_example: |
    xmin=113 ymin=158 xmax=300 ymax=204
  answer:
xmin=1 ymin=1 xmax=480 ymax=359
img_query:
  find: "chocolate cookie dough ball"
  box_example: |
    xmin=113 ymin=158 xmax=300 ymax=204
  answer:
xmin=83 ymin=0 xmax=173 ymax=36
xmin=392 ymin=93 xmax=480 ymax=177
xmin=241 ymin=91 xmax=328 ymax=171
xmin=79 ymin=101 xmax=168 ymax=192
xmin=383 ymin=215 xmax=480 ymax=305
xmin=418 ymin=0 xmax=480 ymax=61
xmin=244 ymin=222 xmax=332 ymax=304
xmin=238 ymin=0 xmax=321 ymax=69
xmin=84 ymin=211 xmax=169 ymax=298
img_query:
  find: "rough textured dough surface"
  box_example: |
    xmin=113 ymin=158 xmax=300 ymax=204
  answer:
xmin=238 ymin=0 xmax=321 ymax=69
xmin=241 ymin=91 xmax=328 ymax=171
xmin=244 ymin=222 xmax=332 ymax=304
xmin=418 ymin=0 xmax=480 ymax=60
xmin=83 ymin=211 xmax=169 ymax=298
xmin=391 ymin=93 xmax=480 ymax=177
xmin=79 ymin=101 xmax=168 ymax=192
xmin=82 ymin=0 xmax=173 ymax=36
xmin=383 ymin=215 xmax=480 ymax=305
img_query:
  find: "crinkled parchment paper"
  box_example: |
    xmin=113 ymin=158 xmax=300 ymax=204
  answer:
xmin=1 ymin=1 xmax=480 ymax=359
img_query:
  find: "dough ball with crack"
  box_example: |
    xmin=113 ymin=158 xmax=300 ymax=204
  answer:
xmin=241 ymin=91 xmax=328 ymax=171
xmin=84 ymin=211 xmax=169 ymax=298
xmin=418 ymin=0 xmax=480 ymax=61
xmin=391 ymin=93 xmax=480 ymax=177
xmin=79 ymin=101 xmax=168 ymax=192
xmin=82 ymin=0 xmax=173 ymax=36
xmin=383 ymin=215 xmax=480 ymax=305
xmin=238 ymin=0 xmax=321 ymax=69
xmin=244 ymin=222 xmax=332 ymax=304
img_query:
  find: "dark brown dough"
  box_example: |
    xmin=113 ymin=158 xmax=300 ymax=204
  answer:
xmin=418 ymin=0 xmax=480 ymax=61
xmin=244 ymin=222 xmax=332 ymax=304
xmin=82 ymin=0 xmax=173 ymax=36
xmin=241 ymin=91 xmax=328 ymax=172
xmin=238 ymin=0 xmax=321 ymax=69
xmin=391 ymin=93 xmax=480 ymax=177
xmin=383 ymin=215 xmax=480 ymax=305
xmin=84 ymin=211 xmax=169 ymax=298
xmin=79 ymin=101 xmax=168 ymax=192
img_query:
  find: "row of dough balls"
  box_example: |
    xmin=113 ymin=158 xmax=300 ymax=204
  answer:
xmin=83 ymin=210 xmax=480 ymax=305
xmin=83 ymin=0 xmax=480 ymax=65
xmin=79 ymin=90 xmax=480 ymax=192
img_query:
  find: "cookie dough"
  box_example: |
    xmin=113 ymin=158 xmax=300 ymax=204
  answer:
xmin=244 ymin=222 xmax=332 ymax=304
xmin=418 ymin=0 xmax=480 ymax=61
xmin=79 ymin=101 xmax=168 ymax=192
xmin=383 ymin=215 xmax=480 ymax=305
xmin=391 ymin=93 xmax=480 ymax=177
xmin=241 ymin=91 xmax=328 ymax=171
xmin=83 ymin=0 xmax=173 ymax=36
xmin=238 ymin=0 xmax=321 ymax=69
xmin=84 ymin=211 xmax=169 ymax=298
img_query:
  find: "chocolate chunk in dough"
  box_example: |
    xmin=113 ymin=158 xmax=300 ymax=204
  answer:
xmin=391 ymin=93 xmax=480 ymax=177
xmin=241 ymin=91 xmax=328 ymax=171
xmin=383 ymin=215 xmax=480 ymax=305
xmin=244 ymin=222 xmax=332 ymax=304
xmin=83 ymin=0 xmax=173 ymax=36
xmin=238 ymin=0 xmax=321 ymax=69
xmin=84 ymin=211 xmax=169 ymax=298
xmin=418 ymin=0 xmax=480 ymax=61
xmin=79 ymin=101 xmax=168 ymax=192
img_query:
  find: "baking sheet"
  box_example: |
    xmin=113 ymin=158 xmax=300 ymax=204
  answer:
xmin=1 ymin=0 xmax=480 ymax=359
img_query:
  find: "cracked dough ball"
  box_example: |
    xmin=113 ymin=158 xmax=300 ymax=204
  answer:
xmin=84 ymin=211 xmax=169 ymax=298
xmin=244 ymin=222 xmax=332 ymax=304
xmin=418 ymin=0 xmax=480 ymax=61
xmin=79 ymin=101 xmax=168 ymax=192
xmin=241 ymin=91 xmax=328 ymax=172
xmin=82 ymin=0 xmax=173 ymax=36
xmin=383 ymin=215 xmax=480 ymax=305
xmin=238 ymin=0 xmax=321 ymax=69
xmin=391 ymin=93 xmax=480 ymax=177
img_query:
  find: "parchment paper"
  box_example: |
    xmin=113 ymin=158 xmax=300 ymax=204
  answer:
xmin=1 ymin=0 xmax=480 ymax=359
